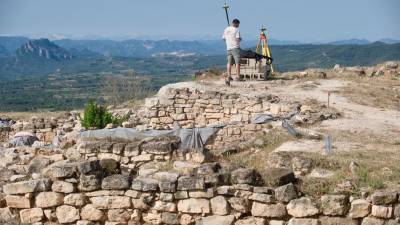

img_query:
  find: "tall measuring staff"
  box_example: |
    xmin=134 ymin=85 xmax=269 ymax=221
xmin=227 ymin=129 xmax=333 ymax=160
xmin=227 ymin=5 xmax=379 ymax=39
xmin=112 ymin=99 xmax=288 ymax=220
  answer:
xmin=223 ymin=2 xmax=230 ymax=26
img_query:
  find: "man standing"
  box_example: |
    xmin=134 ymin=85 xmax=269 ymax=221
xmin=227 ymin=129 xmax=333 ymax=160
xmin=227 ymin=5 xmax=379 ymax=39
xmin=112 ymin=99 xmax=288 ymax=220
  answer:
xmin=222 ymin=19 xmax=241 ymax=86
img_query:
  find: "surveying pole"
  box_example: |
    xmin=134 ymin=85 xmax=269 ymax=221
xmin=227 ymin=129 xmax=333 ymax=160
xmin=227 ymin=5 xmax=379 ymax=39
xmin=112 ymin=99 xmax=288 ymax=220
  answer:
xmin=256 ymin=26 xmax=274 ymax=73
xmin=223 ymin=2 xmax=230 ymax=26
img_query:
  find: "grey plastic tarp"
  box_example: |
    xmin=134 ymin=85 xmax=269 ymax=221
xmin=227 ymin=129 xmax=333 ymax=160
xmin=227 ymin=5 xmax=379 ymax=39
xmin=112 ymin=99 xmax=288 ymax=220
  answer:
xmin=79 ymin=127 xmax=221 ymax=151
xmin=78 ymin=113 xmax=277 ymax=151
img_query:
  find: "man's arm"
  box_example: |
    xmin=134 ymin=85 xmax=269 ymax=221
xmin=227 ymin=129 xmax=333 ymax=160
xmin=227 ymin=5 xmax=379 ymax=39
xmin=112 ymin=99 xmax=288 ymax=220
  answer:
xmin=236 ymin=30 xmax=242 ymax=42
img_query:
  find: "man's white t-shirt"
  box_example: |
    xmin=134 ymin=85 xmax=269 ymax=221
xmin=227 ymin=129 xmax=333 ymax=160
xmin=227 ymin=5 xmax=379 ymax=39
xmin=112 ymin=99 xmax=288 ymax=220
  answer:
xmin=222 ymin=26 xmax=241 ymax=50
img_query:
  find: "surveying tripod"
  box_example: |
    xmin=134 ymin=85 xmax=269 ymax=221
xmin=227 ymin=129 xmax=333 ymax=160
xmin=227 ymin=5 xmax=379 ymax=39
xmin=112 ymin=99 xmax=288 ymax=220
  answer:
xmin=255 ymin=26 xmax=274 ymax=73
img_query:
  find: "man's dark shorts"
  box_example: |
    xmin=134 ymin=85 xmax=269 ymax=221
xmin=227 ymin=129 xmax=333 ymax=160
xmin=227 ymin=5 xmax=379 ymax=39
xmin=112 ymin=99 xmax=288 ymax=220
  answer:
xmin=227 ymin=48 xmax=241 ymax=65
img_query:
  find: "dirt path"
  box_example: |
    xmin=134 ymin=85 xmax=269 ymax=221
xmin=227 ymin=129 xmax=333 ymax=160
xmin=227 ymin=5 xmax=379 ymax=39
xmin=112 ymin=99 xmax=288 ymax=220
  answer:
xmin=266 ymin=79 xmax=400 ymax=153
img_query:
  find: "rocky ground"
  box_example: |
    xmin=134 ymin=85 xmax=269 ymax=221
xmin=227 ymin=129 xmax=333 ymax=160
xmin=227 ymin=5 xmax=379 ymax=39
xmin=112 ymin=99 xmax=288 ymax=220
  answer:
xmin=0 ymin=61 xmax=399 ymax=225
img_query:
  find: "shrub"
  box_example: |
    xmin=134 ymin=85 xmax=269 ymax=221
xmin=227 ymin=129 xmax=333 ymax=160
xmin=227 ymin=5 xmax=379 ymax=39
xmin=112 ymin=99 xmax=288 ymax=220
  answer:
xmin=80 ymin=100 xmax=120 ymax=129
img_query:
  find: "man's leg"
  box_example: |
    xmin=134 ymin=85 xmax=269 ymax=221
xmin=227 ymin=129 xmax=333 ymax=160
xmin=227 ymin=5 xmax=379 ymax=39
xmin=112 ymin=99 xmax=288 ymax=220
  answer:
xmin=233 ymin=48 xmax=241 ymax=79
xmin=236 ymin=64 xmax=240 ymax=79
xmin=227 ymin=63 xmax=232 ymax=78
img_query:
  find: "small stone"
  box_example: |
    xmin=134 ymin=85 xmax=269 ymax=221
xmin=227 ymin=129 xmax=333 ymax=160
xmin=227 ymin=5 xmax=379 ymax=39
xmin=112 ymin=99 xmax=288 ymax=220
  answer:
xmin=263 ymin=168 xmax=295 ymax=187
xmin=319 ymin=216 xmax=358 ymax=225
xmin=210 ymin=196 xmax=230 ymax=215
xmin=44 ymin=162 xmax=76 ymax=178
xmin=143 ymin=211 xmax=162 ymax=225
xmin=201 ymin=215 xmax=235 ymax=225
xmin=288 ymin=218 xmax=319 ymax=225
xmin=177 ymin=176 xmax=205 ymax=191
xmin=235 ymin=217 xmax=266 ymax=225
xmin=90 ymin=196 xmax=131 ymax=209
xmin=371 ymin=205 xmax=393 ymax=218
xmin=78 ymin=175 xmax=101 ymax=191
xmin=177 ymin=198 xmax=210 ymax=214
xmin=20 ymin=208 xmax=44 ymax=223
xmin=321 ymin=195 xmax=349 ymax=216
xmin=249 ymin=193 xmax=274 ymax=203
xmin=269 ymin=221 xmax=286 ymax=225
xmin=102 ymin=174 xmax=130 ymax=190
xmin=154 ymin=201 xmax=177 ymax=212
xmin=287 ymin=197 xmax=319 ymax=217
xmin=174 ymin=191 xmax=189 ymax=200
xmin=6 ymin=195 xmax=31 ymax=208
xmin=56 ymin=205 xmax=80 ymax=223
xmin=275 ymin=183 xmax=297 ymax=203
xmin=372 ymin=192 xmax=398 ymax=205
xmin=189 ymin=188 xmax=214 ymax=198
xmin=361 ymin=217 xmax=385 ymax=225
xmin=52 ymin=181 xmax=75 ymax=193
xmin=160 ymin=193 xmax=174 ymax=202
xmin=231 ymin=168 xmax=255 ymax=184
xmin=81 ymin=204 xmax=105 ymax=221
xmin=3 ymin=179 xmax=52 ymax=194
xmin=161 ymin=212 xmax=180 ymax=225
xmin=349 ymin=199 xmax=371 ymax=218
xmin=64 ymin=193 xmax=87 ymax=206
xmin=35 ymin=192 xmax=64 ymax=208
xmin=251 ymin=202 xmax=287 ymax=218
xmin=228 ymin=197 xmax=250 ymax=213
xmin=131 ymin=178 xmax=158 ymax=191
xmin=108 ymin=209 xmax=131 ymax=222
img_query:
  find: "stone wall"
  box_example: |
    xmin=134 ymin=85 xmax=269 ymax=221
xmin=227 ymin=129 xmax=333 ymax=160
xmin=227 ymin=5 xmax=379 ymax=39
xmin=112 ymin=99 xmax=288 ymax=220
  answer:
xmin=133 ymin=87 xmax=297 ymax=150
xmin=2 ymin=154 xmax=400 ymax=225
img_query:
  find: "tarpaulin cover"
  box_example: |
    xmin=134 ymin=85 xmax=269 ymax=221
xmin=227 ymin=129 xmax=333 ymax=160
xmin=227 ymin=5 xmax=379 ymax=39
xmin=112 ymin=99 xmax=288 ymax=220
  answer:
xmin=251 ymin=114 xmax=275 ymax=124
xmin=78 ymin=113 xmax=277 ymax=151
xmin=79 ymin=127 xmax=221 ymax=151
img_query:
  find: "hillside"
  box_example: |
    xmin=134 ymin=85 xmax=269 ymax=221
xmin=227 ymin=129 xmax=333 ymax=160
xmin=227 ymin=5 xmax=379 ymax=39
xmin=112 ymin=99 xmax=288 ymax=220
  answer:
xmin=1 ymin=38 xmax=400 ymax=111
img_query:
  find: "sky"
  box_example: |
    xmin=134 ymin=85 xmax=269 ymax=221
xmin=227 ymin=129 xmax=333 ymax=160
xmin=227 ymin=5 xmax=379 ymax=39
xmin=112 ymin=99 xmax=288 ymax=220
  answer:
xmin=0 ymin=0 xmax=399 ymax=42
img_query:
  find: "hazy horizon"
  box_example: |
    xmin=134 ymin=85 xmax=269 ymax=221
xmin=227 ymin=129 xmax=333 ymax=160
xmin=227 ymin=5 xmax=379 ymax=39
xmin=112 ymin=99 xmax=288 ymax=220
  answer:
xmin=1 ymin=0 xmax=399 ymax=42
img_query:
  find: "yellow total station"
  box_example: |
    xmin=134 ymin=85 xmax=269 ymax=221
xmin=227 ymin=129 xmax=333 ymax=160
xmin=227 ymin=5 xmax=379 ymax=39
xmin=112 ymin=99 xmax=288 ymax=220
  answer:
xmin=255 ymin=26 xmax=274 ymax=73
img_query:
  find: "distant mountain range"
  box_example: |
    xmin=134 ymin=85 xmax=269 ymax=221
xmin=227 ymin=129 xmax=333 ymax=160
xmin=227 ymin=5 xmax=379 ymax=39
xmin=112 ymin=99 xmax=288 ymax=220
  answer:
xmin=1 ymin=36 xmax=399 ymax=58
